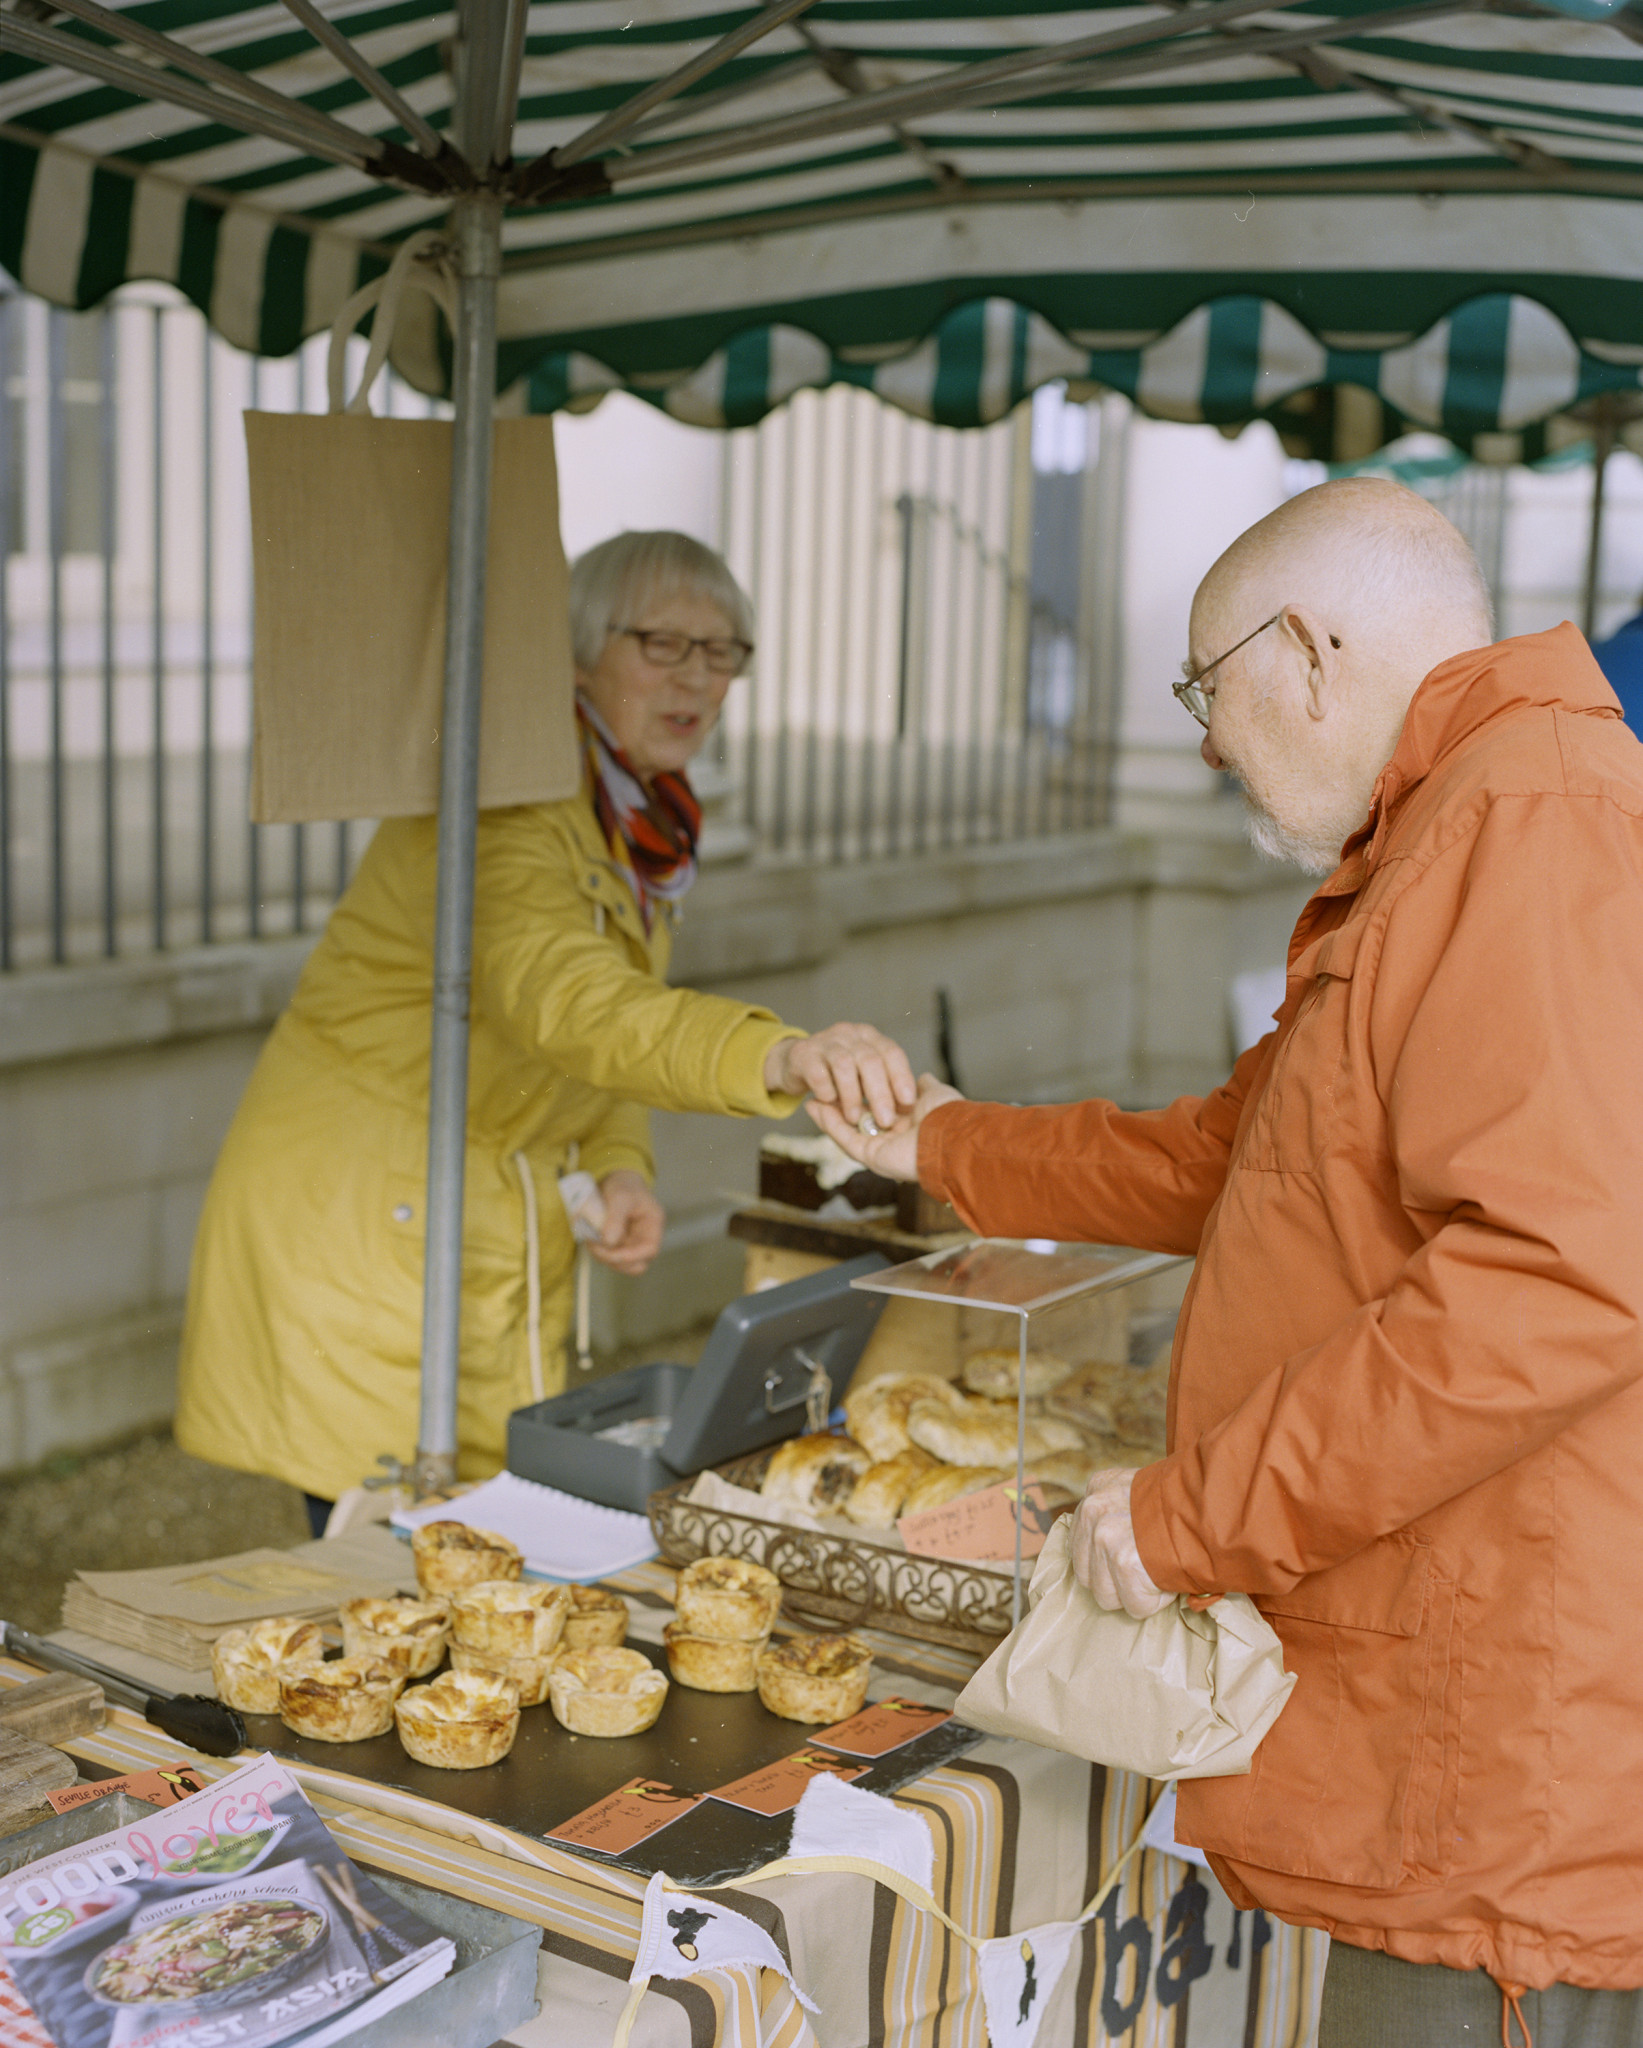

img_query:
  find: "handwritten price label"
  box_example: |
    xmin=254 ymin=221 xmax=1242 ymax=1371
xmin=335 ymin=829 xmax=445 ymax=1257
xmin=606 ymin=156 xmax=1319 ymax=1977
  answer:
xmin=897 ymin=1479 xmax=1063 ymax=1564
xmin=45 ymin=1764 xmax=209 ymax=1814
xmin=546 ymin=1778 xmax=705 ymax=1855
xmin=814 ymin=1697 xmax=953 ymax=1757
xmin=710 ymin=1748 xmax=868 ymax=1816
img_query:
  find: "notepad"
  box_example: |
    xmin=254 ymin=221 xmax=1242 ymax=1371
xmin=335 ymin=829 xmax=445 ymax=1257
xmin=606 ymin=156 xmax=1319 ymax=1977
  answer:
xmin=390 ymin=1470 xmax=658 ymax=1581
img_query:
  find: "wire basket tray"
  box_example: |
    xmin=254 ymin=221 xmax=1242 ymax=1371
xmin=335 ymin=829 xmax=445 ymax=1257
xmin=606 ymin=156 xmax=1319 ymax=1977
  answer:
xmin=648 ymin=1450 xmax=1015 ymax=1654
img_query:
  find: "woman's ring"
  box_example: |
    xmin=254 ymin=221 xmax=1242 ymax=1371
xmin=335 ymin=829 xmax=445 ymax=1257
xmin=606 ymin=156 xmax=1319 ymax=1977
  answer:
xmin=857 ymin=1111 xmax=881 ymax=1138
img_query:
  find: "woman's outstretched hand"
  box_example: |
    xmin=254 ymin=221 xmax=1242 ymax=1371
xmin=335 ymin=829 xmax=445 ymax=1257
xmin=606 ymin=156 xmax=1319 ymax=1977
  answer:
xmin=805 ymin=1072 xmax=963 ymax=1183
xmin=589 ymin=1170 xmax=665 ymax=1276
xmin=764 ymin=1022 xmax=917 ymax=1130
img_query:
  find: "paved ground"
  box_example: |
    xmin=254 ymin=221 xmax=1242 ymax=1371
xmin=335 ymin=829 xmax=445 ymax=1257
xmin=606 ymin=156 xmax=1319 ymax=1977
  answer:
xmin=0 ymin=1324 xmax=715 ymax=1636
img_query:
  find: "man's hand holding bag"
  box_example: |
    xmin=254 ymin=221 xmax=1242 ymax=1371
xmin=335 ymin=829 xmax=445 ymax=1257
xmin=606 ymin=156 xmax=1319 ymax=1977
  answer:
xmin=953 ymin=1513 xmax=1296 ymax=1782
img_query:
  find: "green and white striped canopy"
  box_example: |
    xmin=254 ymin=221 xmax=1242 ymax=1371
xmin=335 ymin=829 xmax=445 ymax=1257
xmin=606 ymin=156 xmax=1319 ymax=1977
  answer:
xmin=3 ymin=0 xmax=1640 ymax=438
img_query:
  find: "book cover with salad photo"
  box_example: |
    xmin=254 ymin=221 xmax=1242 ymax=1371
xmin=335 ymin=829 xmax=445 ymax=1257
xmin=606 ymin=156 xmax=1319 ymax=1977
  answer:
xmin=0 ymin=1757 xmax=454 ymax=2048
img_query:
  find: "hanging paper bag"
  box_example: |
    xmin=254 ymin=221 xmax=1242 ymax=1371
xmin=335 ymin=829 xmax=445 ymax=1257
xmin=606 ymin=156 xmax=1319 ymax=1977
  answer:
xmin=245 ymin=230 xmax=578 ymax=823
xmin=954 ymin=1520 xmax=1296 ymax=1781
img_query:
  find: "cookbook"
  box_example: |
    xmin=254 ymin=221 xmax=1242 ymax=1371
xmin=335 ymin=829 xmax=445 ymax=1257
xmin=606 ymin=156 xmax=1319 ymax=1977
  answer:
xmin=0 ymin=1756 xmax=454 ymax=2048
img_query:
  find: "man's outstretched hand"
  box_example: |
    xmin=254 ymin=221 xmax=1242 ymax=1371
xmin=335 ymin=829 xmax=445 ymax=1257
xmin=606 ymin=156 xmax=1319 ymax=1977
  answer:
xmin=1070 ymin=1467 xmax=1172 ymax=1619
xmin=763 ymin=1023 xmax=917 ymax=1131
xmin=805 ymin=1072 xmax=963 ymax=1183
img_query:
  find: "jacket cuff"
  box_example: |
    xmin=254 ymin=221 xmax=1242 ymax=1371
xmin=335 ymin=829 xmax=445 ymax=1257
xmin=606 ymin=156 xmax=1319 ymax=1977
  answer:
xmin=718 ymin=1017 xmax=808 ymax=1117
xmin=1129 ymin=1457 xmax=1212 ymax=1598
xmin=916 ymin=1100 xmax=980 ymax=1226
xmin=580 ymin=1141 xmax=655 ymax=1186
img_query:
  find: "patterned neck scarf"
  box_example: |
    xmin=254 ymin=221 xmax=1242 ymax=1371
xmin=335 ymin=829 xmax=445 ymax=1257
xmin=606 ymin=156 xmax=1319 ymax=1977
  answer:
xmin=576 ymin=693 xmax=702 ymax=932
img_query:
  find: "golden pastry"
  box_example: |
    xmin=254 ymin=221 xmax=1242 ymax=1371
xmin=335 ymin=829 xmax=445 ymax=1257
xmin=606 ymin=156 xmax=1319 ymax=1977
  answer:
xmin=899 ymin=1464 xmax=1010 ymax=1517
xmin=662 ymin=1623 xmax=767 ymax=1693
xmin=547 ymin=1647 xmax=669 ymax=1737
xmin=673 ymin=1557 xmax=782 ymax=1641
xmin=960 ymin=1348 xmax=1074 ymax=1403
xmin=1043 ymin=1363 xmax=1130 ymax=1439
xmin=844 ymin=1447 xmax=939 ymax=1528
xmin=394 ymin=1667 xmax=520 ymax=1769
xmin=211 ymin=1617 xmax=325 ymax=1715
xmin=843 ymin=1374 xmax=966 ymax=1462
xmin=755 ymin=1635 xmax=872 ymax=1724
xmin=562 ymin=1585 xmax=629 ymax=1651
xmin=450 ymin=1579 xmax=570 ymax=1660
xmin=448 ymin=1640 xmax=558 ymax=1708
xmin=278 ymin=1656 xmax=404 ymax=1742
xmin=411 ymin=1521 xmax=522 ymax=1597
xmin=905 ymin=1397 xmax=1078 ymax=1467
xmin=1112 ymin=1382 xmax=1169 ymax=1451
xmin=339 ymin=1595 xmax=450 ymax=1678
xmin=760 ymin=1433 xmax=872 ymax=1514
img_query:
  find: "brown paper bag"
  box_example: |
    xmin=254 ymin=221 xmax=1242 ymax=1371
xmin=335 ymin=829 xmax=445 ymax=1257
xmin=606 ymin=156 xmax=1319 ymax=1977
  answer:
xmin=954 ymin=1521 xmax=1296 ymax=1780
xmin=246 ymin=234 xmax=577 ymax=823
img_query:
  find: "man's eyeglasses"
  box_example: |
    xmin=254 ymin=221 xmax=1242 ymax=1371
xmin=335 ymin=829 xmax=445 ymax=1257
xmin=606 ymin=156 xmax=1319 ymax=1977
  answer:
xmin=617 ymin=627 xmax=753 ymax=677
xmin=1171 ymin=613 xmax=1283 ymax=727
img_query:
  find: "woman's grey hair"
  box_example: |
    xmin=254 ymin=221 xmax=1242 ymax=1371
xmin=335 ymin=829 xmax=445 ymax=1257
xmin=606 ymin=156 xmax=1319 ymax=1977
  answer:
xmin=569 ymin=531 xmax=755 ymax=671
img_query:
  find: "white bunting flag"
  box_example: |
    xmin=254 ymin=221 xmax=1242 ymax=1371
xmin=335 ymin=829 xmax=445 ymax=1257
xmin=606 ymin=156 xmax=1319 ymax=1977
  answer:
xmin=977 ymin=1921 xmax=1083 ymax=2048
xmin=1140 ymin=1782 xmax=1213 ymax=1871
xmin=786 ymin=1770 xmax=936 ymax=1893
xmin=631 ymin=1871 xmax=818 ymax=2009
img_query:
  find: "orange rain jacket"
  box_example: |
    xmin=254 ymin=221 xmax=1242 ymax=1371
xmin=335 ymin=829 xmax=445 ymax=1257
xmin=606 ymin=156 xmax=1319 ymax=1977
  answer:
xmin=922 ymin=625 xmax=1643 ymax=1991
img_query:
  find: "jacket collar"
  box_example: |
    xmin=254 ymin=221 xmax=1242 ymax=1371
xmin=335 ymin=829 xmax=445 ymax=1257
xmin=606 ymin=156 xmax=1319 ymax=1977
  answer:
xmin=1326 ymin=622 xmax=1622 ymax=888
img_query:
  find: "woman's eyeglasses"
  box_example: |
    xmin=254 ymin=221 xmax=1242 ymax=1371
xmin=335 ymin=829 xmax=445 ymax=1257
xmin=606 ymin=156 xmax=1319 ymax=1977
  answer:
xmin=618 ymin=627 xmax=753 ymax=677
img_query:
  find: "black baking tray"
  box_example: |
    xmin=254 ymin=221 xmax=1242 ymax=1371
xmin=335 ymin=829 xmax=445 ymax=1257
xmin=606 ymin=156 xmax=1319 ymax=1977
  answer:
xmin=234 ymin=1638 xmax=980 ymax=1888
xmin=508 ymin=1252 xmax=890 ymax=1512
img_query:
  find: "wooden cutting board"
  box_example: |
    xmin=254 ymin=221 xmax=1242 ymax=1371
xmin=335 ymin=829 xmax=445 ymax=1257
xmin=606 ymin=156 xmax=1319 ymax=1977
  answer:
xmin=0 ymin=1673 xmax=105 ymax=1744
xmin=0 ymin=1725 xmax=79 ymax=1832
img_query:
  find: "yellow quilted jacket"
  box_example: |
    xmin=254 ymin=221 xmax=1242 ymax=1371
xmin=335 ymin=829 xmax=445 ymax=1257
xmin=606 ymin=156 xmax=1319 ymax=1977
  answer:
xmin=175 ymin=786 xmax=802 ymax=1500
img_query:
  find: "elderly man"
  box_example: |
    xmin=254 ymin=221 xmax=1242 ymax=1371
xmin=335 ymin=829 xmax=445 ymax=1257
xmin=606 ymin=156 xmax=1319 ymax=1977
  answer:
xmin=814 ymin=479 xmax=1643 ymax=2045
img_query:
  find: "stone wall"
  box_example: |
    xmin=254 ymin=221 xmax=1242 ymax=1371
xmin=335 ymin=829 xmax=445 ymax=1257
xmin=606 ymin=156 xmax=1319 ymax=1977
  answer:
xmin=0 ymin=827 xmax=1309 ymax=1472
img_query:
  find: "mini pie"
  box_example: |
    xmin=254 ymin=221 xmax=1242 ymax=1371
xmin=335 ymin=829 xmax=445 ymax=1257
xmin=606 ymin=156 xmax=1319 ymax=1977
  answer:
xmin=899 ymin=1464 xmax=1010 ymax=1517
xmin=663 ymin=1623 xmax=767 ymax=1693
xmin=761 ymin=1433 xmax=872 ymax=1515
xmin=449 ymin=1640 xmax=558 ymax=1708
xmin=548 ymin=1648 xmax=669 ymax=1738
xmin=845 ymin=1447 xmax=938 ymax=1529
xmin=411 ymin=1521 xmax=522 ymax=1598
xmin=450 ymin=1579 xmax=570 ymax=1659
xmin=394 ymin=1667 xmax=521 ymax=1770
xmin=340 ymin=1595 xmax=450 ymax=1678
xmin=278 ymin=1656 xmax=404 ymax=1743
xmin=755 ymin=1634 xmax=873 ymax=1724
xmin=960 ymin=1348 xmax=1074 ymax=1403
xmin=561 ymin=1585 xmax=629 ymax=1652
xmin=211 ymin=1617 xmax=326 ymax=1715
xmin=674 ymin=1557 xmax=782 ymax=1641
xmin=843 ymin=1374 xmax=966 ymax=1462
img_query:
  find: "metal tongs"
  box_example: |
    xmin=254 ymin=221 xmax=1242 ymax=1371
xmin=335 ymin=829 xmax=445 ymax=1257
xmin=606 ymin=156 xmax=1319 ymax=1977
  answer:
xmin=1 ymin=1619 xmax=247 ymax=1757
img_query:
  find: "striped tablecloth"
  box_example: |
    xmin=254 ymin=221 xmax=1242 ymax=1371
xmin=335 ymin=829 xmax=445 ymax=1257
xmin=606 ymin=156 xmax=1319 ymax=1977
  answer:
xmin=2 ymin=1573 xmax=1326 ymax=2048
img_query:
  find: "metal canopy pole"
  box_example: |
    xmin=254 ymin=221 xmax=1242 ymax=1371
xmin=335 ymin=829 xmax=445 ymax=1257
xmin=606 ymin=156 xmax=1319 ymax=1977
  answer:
xmin=414 ymin=0 xmax=524 ymax=1496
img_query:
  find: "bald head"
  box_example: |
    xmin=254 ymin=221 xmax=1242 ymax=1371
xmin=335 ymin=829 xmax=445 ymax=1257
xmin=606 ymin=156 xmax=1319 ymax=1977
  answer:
xmin=1188 ymin=479 xmax=1496 ymax=875
xmin=1195 ymin=476 xmax=1493 ymax=677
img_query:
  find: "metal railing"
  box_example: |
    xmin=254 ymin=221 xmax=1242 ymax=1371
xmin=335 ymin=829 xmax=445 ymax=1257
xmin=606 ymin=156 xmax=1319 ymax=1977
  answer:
xmin=715 ymin=381 xmax=1120 ymax=865
xmin=1 ymin=285 xmax=1120 ymax=972
xmin=0 ymin=283 xmax=441 ymax=972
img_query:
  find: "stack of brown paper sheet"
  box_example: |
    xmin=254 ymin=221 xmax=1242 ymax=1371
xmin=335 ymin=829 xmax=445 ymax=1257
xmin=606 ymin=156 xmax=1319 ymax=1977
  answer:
xmin=58 ymin=1528 xmax=420 ymax=1673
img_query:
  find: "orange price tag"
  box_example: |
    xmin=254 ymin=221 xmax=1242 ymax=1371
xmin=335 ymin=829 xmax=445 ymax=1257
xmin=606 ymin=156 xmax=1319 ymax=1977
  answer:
xmin=44 ymin=1764 xmax=209 ymax=1814
xmin=897 ymin=1479 xmax=1062 ymax=1564
xmin=814 ymin=1697 xmax=953 ymax=1758
xmin=545 ymin=1777 xmax=705 ymax=1855
xmin=709 ymin=1748 xmax=868 ymax=1816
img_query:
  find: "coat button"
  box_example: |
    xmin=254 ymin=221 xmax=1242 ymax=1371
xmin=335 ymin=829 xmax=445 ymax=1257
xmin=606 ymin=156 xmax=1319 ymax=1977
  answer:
xmin=392 ymin=1203 xmax=414 ymax=1222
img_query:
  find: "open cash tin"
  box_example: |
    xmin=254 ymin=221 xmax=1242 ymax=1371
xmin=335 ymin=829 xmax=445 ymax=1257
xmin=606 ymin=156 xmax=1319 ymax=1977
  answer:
xmin=508 ymin=1252 xmax=890 ymax=1513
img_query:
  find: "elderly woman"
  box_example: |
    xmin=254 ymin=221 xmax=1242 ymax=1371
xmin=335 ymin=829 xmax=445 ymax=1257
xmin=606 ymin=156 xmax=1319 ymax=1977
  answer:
xmin=176 ymin=532 xmax=912 ymax=1529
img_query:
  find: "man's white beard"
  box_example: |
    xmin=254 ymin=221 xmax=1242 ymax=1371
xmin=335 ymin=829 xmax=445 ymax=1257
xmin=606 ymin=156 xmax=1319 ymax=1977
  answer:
xmin=1241 ymin=799 xmax=1342 ymax=876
